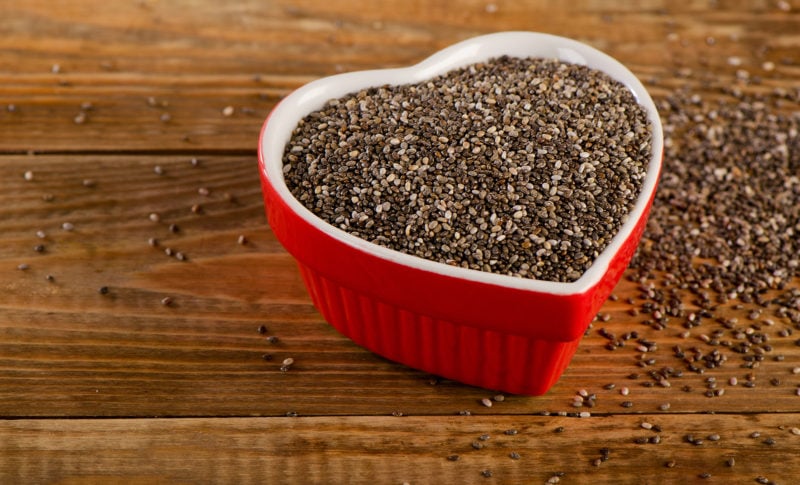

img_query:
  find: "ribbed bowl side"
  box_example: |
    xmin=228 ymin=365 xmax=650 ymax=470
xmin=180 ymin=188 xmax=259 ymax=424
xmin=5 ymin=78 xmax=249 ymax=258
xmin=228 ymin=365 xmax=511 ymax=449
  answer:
xmin=296 ymin=263 xmax=582 ymax=395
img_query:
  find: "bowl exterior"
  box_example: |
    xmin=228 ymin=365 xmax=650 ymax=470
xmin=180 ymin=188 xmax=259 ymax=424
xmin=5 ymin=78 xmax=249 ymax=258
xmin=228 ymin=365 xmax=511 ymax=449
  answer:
xmin=258 ymin=155 xmax=657 ymax=394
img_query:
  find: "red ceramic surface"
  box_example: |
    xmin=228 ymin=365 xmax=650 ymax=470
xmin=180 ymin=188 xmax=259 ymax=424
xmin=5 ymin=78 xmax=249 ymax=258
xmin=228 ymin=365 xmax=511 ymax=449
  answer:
xmin=258 ymin=32 xmax=663 ymax=395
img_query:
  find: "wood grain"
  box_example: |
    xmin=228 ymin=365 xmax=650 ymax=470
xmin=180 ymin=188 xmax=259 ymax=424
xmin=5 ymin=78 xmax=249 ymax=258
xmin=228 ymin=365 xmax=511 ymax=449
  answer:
xmin=2 ymin=0 xmax=799 ymax=152
xmin=2 ymin=0 xmax=800 ymax=482
xmin=2 ymin=154 xmax=800 ymax=419
xmin=3 ymin=414 xmax=799 ymax=484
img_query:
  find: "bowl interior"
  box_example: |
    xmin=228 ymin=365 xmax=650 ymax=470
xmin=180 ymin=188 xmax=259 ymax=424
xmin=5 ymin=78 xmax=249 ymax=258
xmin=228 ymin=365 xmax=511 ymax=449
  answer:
xmin=259 ymin=31 xmax=663 ymax=296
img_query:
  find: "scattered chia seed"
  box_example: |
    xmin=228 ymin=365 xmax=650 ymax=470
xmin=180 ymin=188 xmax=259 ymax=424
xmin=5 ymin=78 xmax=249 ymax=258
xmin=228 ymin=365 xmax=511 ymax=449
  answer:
xmin=446 ymin=454 xmax=460 ymax=462
xmin=23 ymin=170 xmax=34 ymax=181
xmin=61 ymin=222 xmax=74 ymax=231
xmin=160 ymin=297 xmax=173 ymax=306
xmin=261 ymin=353 xmax=272 ymax=361
xmin=98 ymin=286 xmax=109 ymax=295
xmin=471 ymin=441 xmax=483 ymax=450
xmin=665 ymin=460 xmax=676 ymax=468
xmin=504 ymin=429 xmax=518 ymax=435
xmin=480 ymin=398 xmax=493 ymax=408
xmin=726 ymin=457 xmax=735 ymax=467
xmin=283 ymin=56 xmax=652 ymax=282
xmin=509 ymin=451 xmax=520 ymax=460
xmin=258 ymin=325 xmax=268 ymax=334
xmin=169 ymin=223 xmax=179 ymax=233
xmin=237 ymin=234 xmax=248 ymax=245
xmin=17 ymin=263 xmax=30 ymax=271
xmin=629 ymin=84 xmax=800 ymax=364
xmin=480 ymin=470 xmax=492 ymax=478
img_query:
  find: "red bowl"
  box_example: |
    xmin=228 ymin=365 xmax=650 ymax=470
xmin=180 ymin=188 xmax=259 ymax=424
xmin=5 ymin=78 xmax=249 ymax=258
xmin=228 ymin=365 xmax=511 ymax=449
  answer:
xmin=258 ymin=32 xmax=663 ymax=395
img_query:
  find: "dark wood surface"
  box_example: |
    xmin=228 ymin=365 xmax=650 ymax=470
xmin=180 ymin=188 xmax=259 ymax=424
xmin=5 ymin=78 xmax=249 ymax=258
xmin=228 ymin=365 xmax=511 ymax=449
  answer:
xmin=2 ymin=1 xmax=800 ymax=483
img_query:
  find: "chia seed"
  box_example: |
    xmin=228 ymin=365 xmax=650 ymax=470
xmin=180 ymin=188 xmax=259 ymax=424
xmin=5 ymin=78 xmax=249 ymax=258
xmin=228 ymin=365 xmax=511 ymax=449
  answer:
xmin=283 ymin=56 xmax=652 ymax=282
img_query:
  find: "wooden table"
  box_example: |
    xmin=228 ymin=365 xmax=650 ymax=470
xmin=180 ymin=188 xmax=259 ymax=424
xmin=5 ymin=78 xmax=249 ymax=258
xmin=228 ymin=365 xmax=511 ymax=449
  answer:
xmin=2 ymin=1 xmax=799 ymax=483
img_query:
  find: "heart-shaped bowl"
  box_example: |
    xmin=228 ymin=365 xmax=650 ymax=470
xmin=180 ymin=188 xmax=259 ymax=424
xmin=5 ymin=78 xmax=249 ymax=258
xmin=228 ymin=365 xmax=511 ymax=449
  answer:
xmin=258 ymin=31 xmax=663 ymax=395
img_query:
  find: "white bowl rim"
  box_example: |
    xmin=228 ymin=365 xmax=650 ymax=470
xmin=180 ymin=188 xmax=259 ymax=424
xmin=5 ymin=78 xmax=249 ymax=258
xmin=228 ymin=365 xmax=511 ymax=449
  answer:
xmin=259 ymin=31 xmax=664 ymax=296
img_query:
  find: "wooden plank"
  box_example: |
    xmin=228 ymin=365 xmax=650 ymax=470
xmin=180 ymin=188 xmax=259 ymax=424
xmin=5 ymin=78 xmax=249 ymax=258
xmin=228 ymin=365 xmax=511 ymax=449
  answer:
xmin=2 ymin=0 xmax=799 ymax=152
xmin=2 ymin=154 xmax=800 ymax=418
xmin=2 ymin=414 xmax=799 ymax=484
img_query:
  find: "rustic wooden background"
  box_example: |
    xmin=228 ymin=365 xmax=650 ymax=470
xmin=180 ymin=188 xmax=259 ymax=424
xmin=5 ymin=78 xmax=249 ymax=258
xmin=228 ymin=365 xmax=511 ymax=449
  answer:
xmin=2 ymin=1 xmax=799 ymax=483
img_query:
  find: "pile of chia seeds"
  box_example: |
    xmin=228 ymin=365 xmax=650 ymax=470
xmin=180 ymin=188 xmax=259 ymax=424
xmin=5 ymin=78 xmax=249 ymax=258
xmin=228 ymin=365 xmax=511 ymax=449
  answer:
xmin=283 ymin=56 xmax=653 ymax=282
xmin=630 ymin=85 xmax=800 ymax=320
